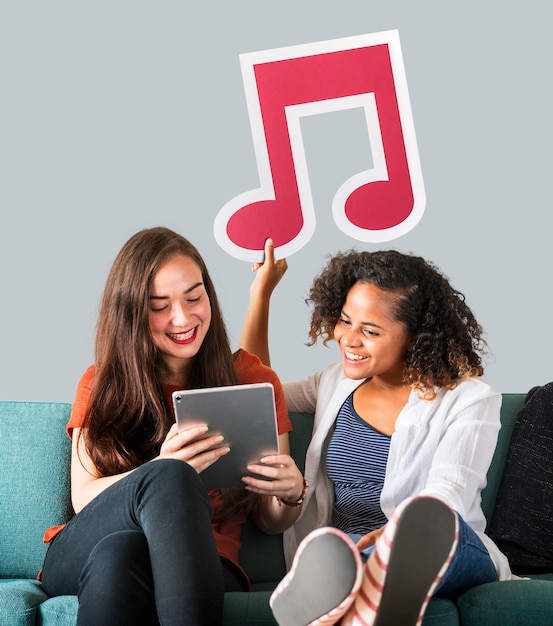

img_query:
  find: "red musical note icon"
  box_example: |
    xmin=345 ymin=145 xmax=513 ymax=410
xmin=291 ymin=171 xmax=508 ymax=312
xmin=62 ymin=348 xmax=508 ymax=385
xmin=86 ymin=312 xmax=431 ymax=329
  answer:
xmin=214 ymin=30 xmax=425 ymax=262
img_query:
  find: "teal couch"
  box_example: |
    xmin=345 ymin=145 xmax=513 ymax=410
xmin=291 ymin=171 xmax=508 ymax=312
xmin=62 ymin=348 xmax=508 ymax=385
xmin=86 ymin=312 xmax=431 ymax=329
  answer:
xmin=1 ymin=395 xmax=552 ymax=626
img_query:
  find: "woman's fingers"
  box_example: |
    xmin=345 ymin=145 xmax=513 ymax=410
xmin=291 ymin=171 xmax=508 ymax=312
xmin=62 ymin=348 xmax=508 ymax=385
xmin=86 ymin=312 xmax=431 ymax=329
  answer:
xmin=159 ymin=426 xmax=230 ymax=471
xmin=356 ymin=526 xmax=385 ymax=551
xmin=242 ymin=454 xmax=303 ymax=500
xmin=161 ymin=424 xmax=207 ymax=452
xmin=250 ymin=238 xmax=288 ymax=296
xmin=186 ymin=444 xmax=230 ymax=473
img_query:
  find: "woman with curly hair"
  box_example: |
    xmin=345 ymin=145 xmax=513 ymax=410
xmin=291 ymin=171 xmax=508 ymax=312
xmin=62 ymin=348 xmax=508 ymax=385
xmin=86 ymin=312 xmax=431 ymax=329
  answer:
xmin=240 ymin=241 xmax=513 ymax=626
xmin=40 ymin=228 xmax=306 ymax=626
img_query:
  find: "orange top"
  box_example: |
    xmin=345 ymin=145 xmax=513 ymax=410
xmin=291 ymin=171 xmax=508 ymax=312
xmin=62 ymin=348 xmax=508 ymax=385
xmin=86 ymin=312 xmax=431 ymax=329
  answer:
xmin=44 ymin=350 xmax=292 ymax=588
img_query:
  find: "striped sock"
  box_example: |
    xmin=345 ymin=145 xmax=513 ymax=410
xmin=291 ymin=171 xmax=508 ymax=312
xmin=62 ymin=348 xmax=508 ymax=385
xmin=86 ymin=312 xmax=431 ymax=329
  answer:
xmin=341 ymin=496 xmax=459 ymax=626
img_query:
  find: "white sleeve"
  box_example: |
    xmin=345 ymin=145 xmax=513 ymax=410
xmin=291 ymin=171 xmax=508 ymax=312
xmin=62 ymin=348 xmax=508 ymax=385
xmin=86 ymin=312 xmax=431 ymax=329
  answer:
xmin=283 ymin=371 xmax=323 ymax=414
xmin=420 ymin=389 xmax=502 ymax=519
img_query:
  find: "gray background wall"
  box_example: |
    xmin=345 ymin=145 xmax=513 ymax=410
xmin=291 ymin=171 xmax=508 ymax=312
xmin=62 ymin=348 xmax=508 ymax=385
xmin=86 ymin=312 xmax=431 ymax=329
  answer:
xmin=1 ymin=1 xmax=551 ymax=403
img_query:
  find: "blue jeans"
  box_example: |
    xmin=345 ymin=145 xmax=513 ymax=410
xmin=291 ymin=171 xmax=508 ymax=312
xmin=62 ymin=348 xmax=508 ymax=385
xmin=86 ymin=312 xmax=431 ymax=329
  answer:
xmin=41 ymin=460 xmax=231 ymax=626
xmin=434 ymin=513 xmax=498 ymax=597
xmin=349 ymin=512 xmax=497 ymax=599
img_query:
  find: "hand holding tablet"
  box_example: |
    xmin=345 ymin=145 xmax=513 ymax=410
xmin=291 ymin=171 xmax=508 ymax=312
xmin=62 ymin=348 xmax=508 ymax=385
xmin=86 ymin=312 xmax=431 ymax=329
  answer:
xmin=172 ymin=383 xmax=280 ymax=488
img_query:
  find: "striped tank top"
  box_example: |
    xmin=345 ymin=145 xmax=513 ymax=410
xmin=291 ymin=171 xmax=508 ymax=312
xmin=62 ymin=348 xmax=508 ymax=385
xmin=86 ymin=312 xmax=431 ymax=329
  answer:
xmin=326 ymin=392 xmax=391 ymax=535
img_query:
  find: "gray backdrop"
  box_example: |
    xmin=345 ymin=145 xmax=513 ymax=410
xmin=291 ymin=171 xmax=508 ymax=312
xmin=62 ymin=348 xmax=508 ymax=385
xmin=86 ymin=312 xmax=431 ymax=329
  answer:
xmin=1 ymin=1 xmax=551 ymax=402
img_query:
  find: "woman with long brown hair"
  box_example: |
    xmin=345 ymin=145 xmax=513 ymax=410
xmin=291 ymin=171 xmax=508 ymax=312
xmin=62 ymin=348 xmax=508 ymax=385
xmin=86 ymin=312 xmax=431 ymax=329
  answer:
xmin=40 ymin=227 xmax=305 ymax=625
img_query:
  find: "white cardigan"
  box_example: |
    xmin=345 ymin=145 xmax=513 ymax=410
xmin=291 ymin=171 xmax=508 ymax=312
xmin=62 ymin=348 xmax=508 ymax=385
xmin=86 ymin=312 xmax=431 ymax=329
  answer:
xmin=282 ymin=363 xmax=513 ymax=580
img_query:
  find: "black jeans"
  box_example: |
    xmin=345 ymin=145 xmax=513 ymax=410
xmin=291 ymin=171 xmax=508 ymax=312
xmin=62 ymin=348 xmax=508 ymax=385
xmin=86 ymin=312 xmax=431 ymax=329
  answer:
xmin=41 ymin=460 xmax=229 ymax=626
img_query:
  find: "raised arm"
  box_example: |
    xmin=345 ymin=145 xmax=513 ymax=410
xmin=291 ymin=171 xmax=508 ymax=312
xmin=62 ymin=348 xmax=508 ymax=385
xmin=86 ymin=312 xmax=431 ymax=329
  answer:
xmin=239 ymin=238 xmax=288 ymax=367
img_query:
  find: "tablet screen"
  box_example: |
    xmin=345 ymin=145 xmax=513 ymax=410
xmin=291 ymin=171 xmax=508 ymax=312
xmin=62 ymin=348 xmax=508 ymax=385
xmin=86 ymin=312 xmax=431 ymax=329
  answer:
xmin=172 ymin=382 xmax=279 ymax=488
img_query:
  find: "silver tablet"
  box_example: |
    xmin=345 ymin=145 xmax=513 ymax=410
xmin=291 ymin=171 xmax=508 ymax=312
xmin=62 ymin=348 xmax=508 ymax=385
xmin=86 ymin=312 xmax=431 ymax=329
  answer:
xmin=172 ymin=382 xmax=280 ymax=489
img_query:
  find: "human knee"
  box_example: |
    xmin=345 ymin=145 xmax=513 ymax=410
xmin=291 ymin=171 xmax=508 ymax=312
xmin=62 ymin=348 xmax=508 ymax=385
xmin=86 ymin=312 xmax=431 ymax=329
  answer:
xmin=131 ymin=459 xmax=211 ymax=518
xmin=135 ymin=458 xmax=201 ymax=489
xmin=81 ymin=531 xmax=150 ymax=584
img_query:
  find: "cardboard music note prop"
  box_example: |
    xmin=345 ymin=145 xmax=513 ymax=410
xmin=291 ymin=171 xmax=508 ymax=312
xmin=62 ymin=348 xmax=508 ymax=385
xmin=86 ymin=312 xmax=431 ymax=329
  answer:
xmin=214 ymin=30 xmax=426 ymax=262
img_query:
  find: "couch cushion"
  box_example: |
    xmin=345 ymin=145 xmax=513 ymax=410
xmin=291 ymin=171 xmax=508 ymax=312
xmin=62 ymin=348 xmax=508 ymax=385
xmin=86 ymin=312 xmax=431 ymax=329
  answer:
xmin=457 ymin=579 xmax=553 ymax=625
xmin=480 ymin=394 xmax=524 ymax=524
xmin=222 ymin=591 xmax=275 ymax=626
xmin=0 ymin=579 xmax=47 ymax=626
xmin=0 ymin=401 xmax=73 ymax=579
xmin=423 ymin=598 xmax=460 ymax=625
xmin=35 ymin=592 xmax=459 ymax=626
xmin=38 ymin=592 xmax=278 ymax=626
xmin=239 ymin=519 xmax=286 ymax=586
xmin=39 ymin=592 xmax=279 ymax=626
xmin=288 ymin=412 xmax=314 ymax=476
xmin=37 ymin=595 xmax=78 ymax=626
xmin=487 ymin=384 xmax=553 ymax=574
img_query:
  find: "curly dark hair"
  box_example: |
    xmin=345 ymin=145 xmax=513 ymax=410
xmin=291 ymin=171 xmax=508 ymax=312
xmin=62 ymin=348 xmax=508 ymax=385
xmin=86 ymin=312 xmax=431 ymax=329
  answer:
xmin=307 ymin=249 xmax=487 ymax=398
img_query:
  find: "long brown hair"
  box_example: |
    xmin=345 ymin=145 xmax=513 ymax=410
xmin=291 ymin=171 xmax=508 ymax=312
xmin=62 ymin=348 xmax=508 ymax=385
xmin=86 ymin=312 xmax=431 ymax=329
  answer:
xmin=81 ymin=227 xmax=238 ymax=475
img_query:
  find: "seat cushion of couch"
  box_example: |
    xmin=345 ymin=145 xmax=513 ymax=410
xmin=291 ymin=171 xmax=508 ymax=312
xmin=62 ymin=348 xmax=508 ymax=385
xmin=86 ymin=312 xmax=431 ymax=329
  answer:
xmin=37 ymin=592 xmax=279 ymax=626
xmin=422 ymin=598 xmax=460 ymax=625
xmin=34 ymin=592 xmax=459 ymax=626
xmin=37 ymin=595 xmax=78 ymax=626
xmin=457 ymin=579 xmax=553 ymax=626
xmin=0 ymin=579 xmax=48 ymax=626
xmin=222 ymin=594 xmax=461 ymax=626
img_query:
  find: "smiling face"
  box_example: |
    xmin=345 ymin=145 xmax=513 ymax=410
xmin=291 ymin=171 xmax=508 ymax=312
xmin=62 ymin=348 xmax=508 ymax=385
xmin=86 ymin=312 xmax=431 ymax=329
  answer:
xmin=333 ymin=281 xmax=410 ymax=385
xmin=148 ymin=254 xmax=212 ymax=381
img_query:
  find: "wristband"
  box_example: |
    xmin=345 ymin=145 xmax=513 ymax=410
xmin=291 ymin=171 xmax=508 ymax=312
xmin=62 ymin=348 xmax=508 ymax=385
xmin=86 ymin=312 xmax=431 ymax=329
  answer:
xmin=277 ymin=478 xmax=309 ymax=507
